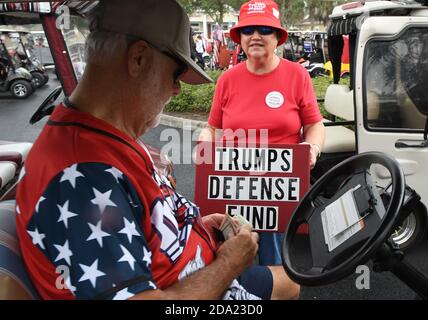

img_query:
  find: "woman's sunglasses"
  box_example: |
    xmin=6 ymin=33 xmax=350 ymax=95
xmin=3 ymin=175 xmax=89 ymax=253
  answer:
xmin=240 ymin=26 xmax=276 ymax=36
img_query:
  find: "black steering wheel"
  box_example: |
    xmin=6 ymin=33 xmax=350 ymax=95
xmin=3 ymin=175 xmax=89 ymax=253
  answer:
xmin=29 ymin=85 xmax=63 ymax=125
xmin=282 ymin=152 xmax=405 ymax=286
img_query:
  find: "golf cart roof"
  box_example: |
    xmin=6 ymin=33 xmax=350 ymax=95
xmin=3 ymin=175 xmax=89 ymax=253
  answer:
xmin=0 ymin=28 xmax=19 ymax=33
xmin=328 ymin=0 xmax=428 ymax=36
xmin=0 ymin=1 xmax=97 ymax=24
xmin=330 ymin=0 xmax=426 ymax=19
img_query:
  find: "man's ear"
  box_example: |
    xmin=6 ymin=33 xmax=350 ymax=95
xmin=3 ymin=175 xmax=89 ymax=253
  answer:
xmin=127 ymin=40 xmax=151 ymax=78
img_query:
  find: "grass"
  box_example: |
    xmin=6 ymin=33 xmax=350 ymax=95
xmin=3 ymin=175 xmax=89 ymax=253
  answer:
xmin=313 ymin=75 xmax=350 ymax=118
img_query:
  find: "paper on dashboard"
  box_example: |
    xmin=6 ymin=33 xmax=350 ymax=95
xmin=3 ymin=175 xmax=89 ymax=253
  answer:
xmin=321 ymin=185 xmax=366 ymax=252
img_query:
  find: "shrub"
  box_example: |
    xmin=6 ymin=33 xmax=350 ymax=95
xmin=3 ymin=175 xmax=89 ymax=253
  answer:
xmin=166 ymin=70 xmax=349 ymax=116
xmin=166 ymin=70 xmax=221 ymax=113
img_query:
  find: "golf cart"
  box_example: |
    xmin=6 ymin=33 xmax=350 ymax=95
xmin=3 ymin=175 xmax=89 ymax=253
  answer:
xmin=314 ymin=0 xmax=428 ymax=251
xmin=283 ymin=30 xmax=305 ymax=62
xmin=301 ymin=31 xmax=328 ymax=77
xmin=8 ymin=30 xmax=49 ymax=87
xmin=283 ymin=31 xmax=329 ymax=77
xmin=0 ymin=29 xmax=35 ymax=98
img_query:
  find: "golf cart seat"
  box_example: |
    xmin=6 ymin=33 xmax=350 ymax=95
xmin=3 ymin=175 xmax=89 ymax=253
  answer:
xmin=322 ymin=85 xmax=380 ymax=153
xmin=323 ymin=125 xmax=356 ymax=153
xmin=0 ymin=200 xmax=39 ymax=299
xmin=324 ymin=84 xmax=354 ymax=121
xmin=0 ymin=162 xmax=16 ymax=190
xmin=0 ymin=141 xmax=32 ymax=168
xmin=323 ymin=84 xmax=356 ymax=153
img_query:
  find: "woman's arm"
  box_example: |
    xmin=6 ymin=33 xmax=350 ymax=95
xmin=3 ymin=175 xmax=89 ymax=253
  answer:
xmin=302 ymin=121 xmax=325 ymax=169
xmin=198 ymin=124 xmax=223 ymax=142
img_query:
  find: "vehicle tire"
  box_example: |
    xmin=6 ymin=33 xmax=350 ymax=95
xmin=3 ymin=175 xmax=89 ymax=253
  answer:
xmin=391 ymin=204 xmax=427 ymax=251
xmin=310 ymin=68 xmax=325 ymax=78
xmin=31 ymin=71 xmax=47 ymax=88
xmin=10 ymin=80 xmax=33 ymax=99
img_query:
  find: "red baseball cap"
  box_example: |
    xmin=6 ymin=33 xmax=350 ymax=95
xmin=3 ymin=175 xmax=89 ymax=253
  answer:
xmin=230 ymin=0 xmax=288 ymax=46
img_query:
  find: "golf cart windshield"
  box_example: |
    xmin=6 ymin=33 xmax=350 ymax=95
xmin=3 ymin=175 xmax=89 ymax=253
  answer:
xmin=61 ymin=16 xmax=89 ymax=80
xmin=364 ymin=27 xmax=428 ymax=131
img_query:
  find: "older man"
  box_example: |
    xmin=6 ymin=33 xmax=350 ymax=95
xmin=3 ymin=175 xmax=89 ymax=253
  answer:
xmin=16 ymin=0 xmax=299 ymax=300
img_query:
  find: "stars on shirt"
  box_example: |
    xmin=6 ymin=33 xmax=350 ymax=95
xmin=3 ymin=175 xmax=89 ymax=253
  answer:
xmin=60 ymin=164 xmax=84 ymax=188
xmin=78 ymin=259 xmax=106 ymax=288
xmin=86 ymin=220 xmax=110 ymax=247
xmin=57 ymin=200 xmax=78 ymax=228
xmin=25 ymin=163 xmax=155 ymax=299
xmin=35 ymin=196 xmax=46 ymax=213
xmin=28 ymin=227 xmax=46 ymax=250
xmin=142 ymin=245 xmax=152 ymax=268
xmin=118 ymin=217 xmax=141 ymax=243
xmin=118 ymin=245 xmax=136 ymax=271
xmin=91 ymin=188 xmax=117 ymax=214
xmin=105 ymin=167 xmax=123 ymax=183
xmin=113 ymin=288 xmax=134 ymax=300
xmin=54 ymin=240 xmax=73 ymax=265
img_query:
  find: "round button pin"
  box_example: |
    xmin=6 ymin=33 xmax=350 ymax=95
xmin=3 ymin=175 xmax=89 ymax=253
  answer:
xmin=265 ymin=91 xmax=284 ymax=109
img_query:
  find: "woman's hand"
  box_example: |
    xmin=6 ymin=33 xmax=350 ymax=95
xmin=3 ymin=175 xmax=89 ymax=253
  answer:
xmin=302 ymin=121 xmax=325 ymax=169
xmin=309 ymin=143 xmax=321 ymax=169
xmin=300 ymin=142 xmax=321 ymax=169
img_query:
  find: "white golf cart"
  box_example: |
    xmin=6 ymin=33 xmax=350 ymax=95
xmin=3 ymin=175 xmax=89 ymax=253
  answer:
xmin=315 ymin=0 xmax=428 ymax=250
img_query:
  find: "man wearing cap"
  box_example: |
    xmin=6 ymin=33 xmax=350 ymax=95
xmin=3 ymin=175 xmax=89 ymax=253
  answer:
xmin=200 ymin=0 xmax=325 ymax=266
xmin=16 ymin=0 xmax=299 ymax=300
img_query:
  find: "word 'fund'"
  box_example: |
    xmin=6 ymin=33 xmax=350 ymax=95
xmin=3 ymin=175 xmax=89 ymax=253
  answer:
xmin=215 ymin=147 xmax=293 ymax=172
xmin=209 ymin=176 xmax=299 ymax=201
xmin=227 ymin=205 xmax=279 ymax=231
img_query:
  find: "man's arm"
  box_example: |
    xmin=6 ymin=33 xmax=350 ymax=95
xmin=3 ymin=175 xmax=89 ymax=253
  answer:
xmin=131 ymin=225 xmax=259 ymax=300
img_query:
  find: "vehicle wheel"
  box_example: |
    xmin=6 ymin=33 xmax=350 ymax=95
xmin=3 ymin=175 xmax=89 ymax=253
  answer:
xmin=31 ymin=71 xmax=47 ymax=88
xmin=310 ymin=68 xmax=325 ymax=78
xmin=10 ymin=80 xmax=33 ymax=99
xmin=391 ymin=204 xmax=427 ymax=251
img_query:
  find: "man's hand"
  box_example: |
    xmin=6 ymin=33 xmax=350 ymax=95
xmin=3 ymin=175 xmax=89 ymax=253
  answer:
xmin=202 ymin=213 xmax=225 ymax=244
xmin=202 ymin=213 xmax=224 ymax=229
xmin=215 ymin=224 xmax=259 ymax=278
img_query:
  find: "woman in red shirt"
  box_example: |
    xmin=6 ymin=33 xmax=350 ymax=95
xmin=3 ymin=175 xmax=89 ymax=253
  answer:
xmin=199 ymin=0 xmax=325 ymax=266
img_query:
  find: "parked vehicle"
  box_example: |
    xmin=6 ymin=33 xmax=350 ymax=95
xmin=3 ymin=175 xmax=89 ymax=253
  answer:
xmin=8 ymin=30 xmax=49 ymax=87
xmin=0 ymin=30 xmax=36 ymax=99
xmin=315 ymin=0 xmax=428 ymax=250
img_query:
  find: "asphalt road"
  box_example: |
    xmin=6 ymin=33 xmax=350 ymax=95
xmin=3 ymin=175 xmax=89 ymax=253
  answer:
xmin=1 ymin=72 xmax=427 ymax=300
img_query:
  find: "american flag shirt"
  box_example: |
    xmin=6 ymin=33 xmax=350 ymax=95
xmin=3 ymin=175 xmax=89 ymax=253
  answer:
xmin=16 ymin=105 xmax=260 ymax=300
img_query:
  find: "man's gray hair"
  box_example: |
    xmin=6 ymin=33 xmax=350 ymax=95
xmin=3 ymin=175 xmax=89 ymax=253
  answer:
xmin=85 ymin=4 xmax=136 ymax=63
xmin=85 ymin=31 xmax=135 ymax=62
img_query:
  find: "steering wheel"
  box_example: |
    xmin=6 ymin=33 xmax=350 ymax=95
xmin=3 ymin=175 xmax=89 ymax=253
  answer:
xmin=282 ymin=152 xmax=405 ymax=286
xmin=29 ymin=85 xmax=63 ymax=125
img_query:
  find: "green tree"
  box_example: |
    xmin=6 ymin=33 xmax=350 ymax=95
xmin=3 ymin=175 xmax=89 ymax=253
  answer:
xmin=177 ymin=0 xmax=245 ymax=25
xmin=276 ymin=0 xmax=305 ymax=28
xmin=305 ymin=0 xmax=348 ymax=26
xmin=178 ymin=0 xmax=307 ymax=28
